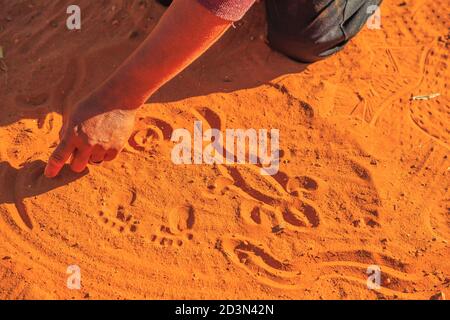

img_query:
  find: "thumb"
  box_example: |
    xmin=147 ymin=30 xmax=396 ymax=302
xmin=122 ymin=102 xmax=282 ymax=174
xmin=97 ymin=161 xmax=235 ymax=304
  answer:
xmin=45 ymin=139 xmax=75 ymax=178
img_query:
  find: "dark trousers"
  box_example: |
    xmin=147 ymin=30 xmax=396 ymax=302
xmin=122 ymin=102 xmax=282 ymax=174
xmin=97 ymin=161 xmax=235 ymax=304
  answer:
xmin=266 ymin=0 xmax=383 ymax=62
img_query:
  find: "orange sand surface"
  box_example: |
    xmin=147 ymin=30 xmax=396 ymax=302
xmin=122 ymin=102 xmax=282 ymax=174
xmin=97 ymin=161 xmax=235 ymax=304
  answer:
xmin=0 ymin=0 xmax=448 ymax=299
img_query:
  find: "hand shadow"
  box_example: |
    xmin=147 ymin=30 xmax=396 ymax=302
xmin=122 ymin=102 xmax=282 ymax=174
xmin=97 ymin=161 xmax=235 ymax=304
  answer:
xmin=0 ymin=160 xmax=88 ymax=230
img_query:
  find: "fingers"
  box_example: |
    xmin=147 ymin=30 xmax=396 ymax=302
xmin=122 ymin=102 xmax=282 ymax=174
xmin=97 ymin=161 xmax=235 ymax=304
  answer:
xmin=104 ymin=149 xmax=119 ymax=162
xmin=45 ymin=139 xmax=76 ymax=178
xmin=89 ymin=146 xmax=106 ymax=164
xmin=70 ymin=147 xmax=93 ymax=173
xmin=46 ymin=138 xmax=120 ymax=178
xmin=90 ymin=146 xmax=119 ymax=164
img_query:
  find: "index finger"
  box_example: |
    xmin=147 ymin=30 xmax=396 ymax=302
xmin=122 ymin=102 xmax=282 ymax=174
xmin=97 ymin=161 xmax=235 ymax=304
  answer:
xmin=45 ymin=139 xmax=75 ymax=178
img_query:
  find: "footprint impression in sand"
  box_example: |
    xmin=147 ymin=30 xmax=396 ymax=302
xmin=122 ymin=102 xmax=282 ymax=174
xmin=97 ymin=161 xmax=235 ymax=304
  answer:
xmin=97 ymin=204 xmax=139 ymax=234
xmin=150 ymin=205 xmax=195 ymax=247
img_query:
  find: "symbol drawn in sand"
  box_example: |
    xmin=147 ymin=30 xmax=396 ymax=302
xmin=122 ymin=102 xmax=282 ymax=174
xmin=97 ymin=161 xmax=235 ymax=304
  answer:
xmin=412 ymin=150 xmax=450 ymax=242
xmin=216 ymin=165 xmax=321 ymax=232
xmin=346 ymin=159 xmax=382 ymax=228
xmin=220 ymin=237 xmax=302 ymax=289
xmin=150 ymin=205 xmax=195 ymax=247
xmin=128 ymin=117 xmax=174 ymax=151
xmin=408 ymin=42 xmax=449 ymax=149
xmin=317 ymin=249 xmax=420 ymax=298
xmin=15 ymin=92 xmax=50 ymax=109
xmin=97 ymin=205 xmax=139 ymax=234
xmin=190 ymin=106 xmax=224 ymax=131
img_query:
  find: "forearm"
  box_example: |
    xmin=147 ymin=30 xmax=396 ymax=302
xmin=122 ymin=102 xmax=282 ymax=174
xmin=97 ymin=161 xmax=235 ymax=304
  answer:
xmin=96 ymin=0 xmax=232 ymax=109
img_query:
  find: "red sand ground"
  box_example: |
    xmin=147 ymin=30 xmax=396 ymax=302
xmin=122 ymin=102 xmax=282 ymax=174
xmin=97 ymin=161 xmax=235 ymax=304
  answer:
xmin=0 ymin=0 xmax=448 ymax=299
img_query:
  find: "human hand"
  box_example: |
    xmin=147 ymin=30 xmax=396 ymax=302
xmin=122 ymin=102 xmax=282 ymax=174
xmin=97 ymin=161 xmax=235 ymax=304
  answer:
xmin=45 ymin=93 xmax=137 ymax=178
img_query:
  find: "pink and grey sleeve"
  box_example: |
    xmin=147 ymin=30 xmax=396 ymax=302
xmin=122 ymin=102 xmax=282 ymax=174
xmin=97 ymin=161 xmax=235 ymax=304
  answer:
xmin=197 ymin=0 xmax=256 ymax=21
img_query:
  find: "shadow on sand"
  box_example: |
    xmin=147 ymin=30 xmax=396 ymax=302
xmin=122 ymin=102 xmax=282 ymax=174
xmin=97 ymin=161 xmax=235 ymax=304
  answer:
xmin=0 ymin=3 xmax=308 ymax=127
xmin=0 ymin=160 xmax=88 ymax=230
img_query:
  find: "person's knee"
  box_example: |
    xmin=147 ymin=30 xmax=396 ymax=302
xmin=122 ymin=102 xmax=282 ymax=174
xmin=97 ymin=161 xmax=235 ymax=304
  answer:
xmin=267 ymin=29 xmax=347 ymax=63
xmin=266 ymin=0 xmax=383 ymax=63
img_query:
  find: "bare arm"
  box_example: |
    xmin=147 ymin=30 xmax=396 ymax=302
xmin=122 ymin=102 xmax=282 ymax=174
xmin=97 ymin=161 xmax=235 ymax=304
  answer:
xmin=45 ymin=0 xmax=232 ymax=178
xmin=98 ymin=0 xmax=232 ymax=108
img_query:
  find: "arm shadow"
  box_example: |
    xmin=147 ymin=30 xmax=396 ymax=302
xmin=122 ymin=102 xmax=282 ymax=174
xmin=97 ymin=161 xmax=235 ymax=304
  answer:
xmin=150 ymin=4 xmax=308 ymax=103
xmin=0 ymin=2 xmax=308 ymax=130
